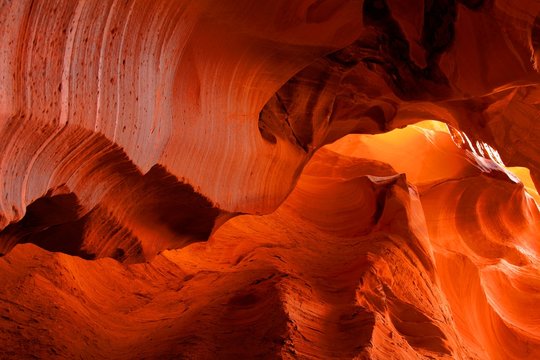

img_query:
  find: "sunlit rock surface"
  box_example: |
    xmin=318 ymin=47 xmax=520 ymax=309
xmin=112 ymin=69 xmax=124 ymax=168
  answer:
xmin=0 ymin=0 xmax=539 ymax=359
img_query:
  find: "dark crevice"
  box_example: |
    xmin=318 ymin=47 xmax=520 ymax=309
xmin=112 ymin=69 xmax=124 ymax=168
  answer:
xmin=258 ymin=0 xmax=461 ymax=151
xmin=0 ymin=165 xmax=225 ymax=263
xmin=136 ymin=164 xmax=222 ymax=242
xmin=0 ymin=193 xmax=95 ymax=260
xmin=258 ymin=114 xmax=277 ymax=144
xmin=362 ymin=0 xmax=455 ymax=100
xmin=422 ymin=0 xmax=457 ymax=61
xmin=275 ymin=93 xmax=310 ymax=151
xmin=457 ymin=0 xmax=486 ymax=10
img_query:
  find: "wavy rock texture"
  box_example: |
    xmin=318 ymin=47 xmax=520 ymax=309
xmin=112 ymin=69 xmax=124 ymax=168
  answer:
xmin=0 ymin=0 xmax=539 ymax=359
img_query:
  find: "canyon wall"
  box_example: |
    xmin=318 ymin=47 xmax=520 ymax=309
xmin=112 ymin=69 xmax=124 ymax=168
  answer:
xmin=0 ymin=0 xmax=539 ymax=359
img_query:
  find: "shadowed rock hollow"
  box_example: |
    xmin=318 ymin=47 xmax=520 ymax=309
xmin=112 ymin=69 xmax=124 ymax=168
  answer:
xmin=0 ymin=0 xmax=539 ymax=359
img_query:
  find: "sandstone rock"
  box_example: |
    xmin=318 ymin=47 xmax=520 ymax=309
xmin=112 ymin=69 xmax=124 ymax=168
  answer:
xmin=0 ymin=0 xmax=539 ymax=358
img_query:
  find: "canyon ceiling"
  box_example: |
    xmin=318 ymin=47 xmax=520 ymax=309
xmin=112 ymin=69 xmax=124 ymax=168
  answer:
xmin=0 ymin=0 xmax=540 ymax=359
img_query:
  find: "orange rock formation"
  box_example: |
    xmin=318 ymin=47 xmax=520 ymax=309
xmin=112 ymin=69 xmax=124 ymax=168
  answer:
xmin=0 ymin=0 xmax=539 ymax=359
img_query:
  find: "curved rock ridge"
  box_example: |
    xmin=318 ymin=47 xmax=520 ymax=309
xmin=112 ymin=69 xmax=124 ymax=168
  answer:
xmin=0 ymin=144 xmax=472 ymax=359
xmin=328 ymin=123 xmax=540 ymax=359
xmin=2 ymin=0 xmax=540 ymax=220
xmin=0 ymin=124 xmax=538 ymax=359
xmin=0 ymin=0 xmax=365 ymax=218
xmin=0 ymin=122 xmax=226 ymax=262
xmin=0 ymin=0 xmax=540 ymax=359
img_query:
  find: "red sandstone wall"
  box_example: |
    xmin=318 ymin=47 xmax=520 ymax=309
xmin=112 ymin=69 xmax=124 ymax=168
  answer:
xmin=0 ymin=1 xmax=539 ymax=359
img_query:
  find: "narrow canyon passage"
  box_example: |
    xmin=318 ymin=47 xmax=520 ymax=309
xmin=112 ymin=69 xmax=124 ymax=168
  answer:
xmin=1 ymin=0 xmax=539 ymax=359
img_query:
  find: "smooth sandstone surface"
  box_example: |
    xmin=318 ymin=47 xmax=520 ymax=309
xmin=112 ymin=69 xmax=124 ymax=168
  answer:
xmin=0 ymin=0 xmax=539 ymax=359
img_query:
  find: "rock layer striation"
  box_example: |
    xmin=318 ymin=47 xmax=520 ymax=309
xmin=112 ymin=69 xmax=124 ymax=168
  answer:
xmin=0 ymin=0 xmax=539 ymax=359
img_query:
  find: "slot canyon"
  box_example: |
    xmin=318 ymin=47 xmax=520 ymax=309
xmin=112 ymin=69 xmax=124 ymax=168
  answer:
xmin=1 ymin=0 xmax=540 ymax=358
